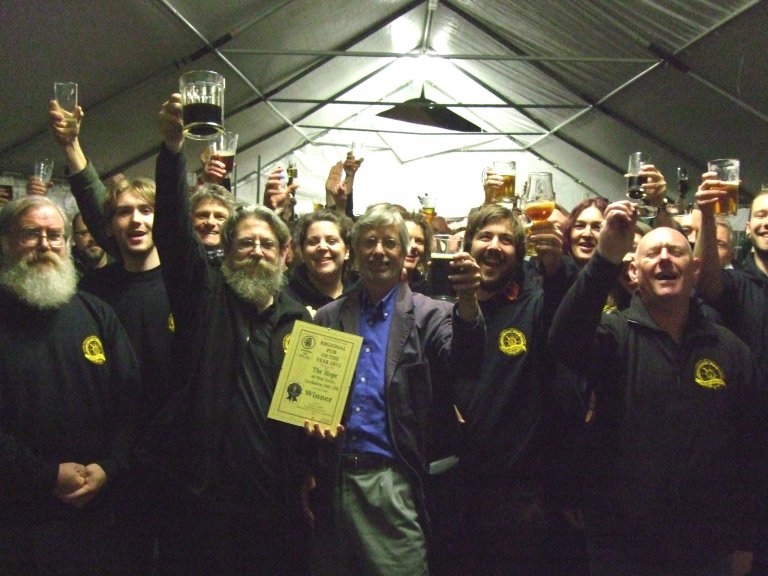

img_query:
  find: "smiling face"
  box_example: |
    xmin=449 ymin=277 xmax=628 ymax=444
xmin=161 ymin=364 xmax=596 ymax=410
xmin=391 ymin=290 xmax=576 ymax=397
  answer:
xmin=469 ymin=218 xmax=517 ymax=295
xmin=569 ymin=205 xmax=604 ymax=266
xmin=110 ymin=189 xmax=156 ymax=265
xmin=355 ymin=224 xmax=404 ymax=295
xmin=748 ymin=194 xmax=768 ymax=257
xmin=0 ymin=202 xmax=78 ymax=309
xmin=631 ymin=227 xmax=699 ymax=308
xmin=192 ymin=199 xmax=230 ymax=247
xmin=404 ymin=220 xmax=426 ymax=272
xmin=302 ymin=220 xmax=348 ymax=284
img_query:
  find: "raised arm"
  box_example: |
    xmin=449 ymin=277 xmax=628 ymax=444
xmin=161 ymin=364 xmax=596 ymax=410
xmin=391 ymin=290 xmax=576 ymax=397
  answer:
xmin=549 ymin=201 xmax=635 ymax=373
xmin=49 ymin=100 xmax=117 ymax=257
xmin=693 ymin=171 xmax=725 ymax=303
xmin=154 ymin=93 xmax=210 ymax=329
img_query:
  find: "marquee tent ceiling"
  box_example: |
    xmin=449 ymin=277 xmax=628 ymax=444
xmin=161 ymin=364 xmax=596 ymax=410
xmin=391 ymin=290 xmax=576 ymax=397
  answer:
xmin=2 ymin=0 xmax=767 ymax=213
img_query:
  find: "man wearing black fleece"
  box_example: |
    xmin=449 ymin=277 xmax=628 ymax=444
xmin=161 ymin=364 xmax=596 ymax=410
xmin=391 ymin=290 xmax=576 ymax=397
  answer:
xmin=550 ymin=201 xmax=764 ymax=575
xmin=0 ymin=196 xmax=139 ymax=574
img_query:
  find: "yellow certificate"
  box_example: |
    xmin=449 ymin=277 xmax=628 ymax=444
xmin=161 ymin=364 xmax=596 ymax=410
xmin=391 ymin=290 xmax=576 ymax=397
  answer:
xmin=268 ymin=321 xmax=362 ymax=428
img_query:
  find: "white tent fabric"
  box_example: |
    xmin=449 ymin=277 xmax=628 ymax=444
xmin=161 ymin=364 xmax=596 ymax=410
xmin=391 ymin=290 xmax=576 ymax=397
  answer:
xmin=2 ymin=0 xmax=766 ymax=218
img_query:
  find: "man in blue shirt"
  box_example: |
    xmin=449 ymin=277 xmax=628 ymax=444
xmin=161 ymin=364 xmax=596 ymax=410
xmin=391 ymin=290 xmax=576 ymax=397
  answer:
xmin=309 ymin=203 xmax=485 ymax=576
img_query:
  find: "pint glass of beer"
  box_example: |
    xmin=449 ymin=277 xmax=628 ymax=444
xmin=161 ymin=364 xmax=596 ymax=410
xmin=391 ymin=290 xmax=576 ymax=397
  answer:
xmin=523 ymin=172 xmax=555 ymax=257
xmin=430 ymin=234 xmax=459 ymax=302
xmin=210 ymin=131 xmax=238 ymax=176
xmin=482 ymin=161 xmax=516 ymax=204
xmin=54 ymin=82 xmax=78 ymax=128
xmin=180 ymin=71 xmax=225 ymax=140
xmin=707 ymin=159 xmax=740 ymax=216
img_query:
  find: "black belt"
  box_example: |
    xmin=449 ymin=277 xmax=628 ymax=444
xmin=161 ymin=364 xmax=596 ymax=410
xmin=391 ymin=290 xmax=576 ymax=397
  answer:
xmin=340 ymin=453 xmax=395 ymax=471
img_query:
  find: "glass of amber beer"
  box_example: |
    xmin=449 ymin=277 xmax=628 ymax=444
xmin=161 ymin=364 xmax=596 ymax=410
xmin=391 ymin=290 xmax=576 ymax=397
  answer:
xmin=482 ymin=161 xmax=516 ymax=205
xmin=707 ymin=159 xmax=740 ymax=216
xmin=523 ymin=172 xmax=555 ymax=257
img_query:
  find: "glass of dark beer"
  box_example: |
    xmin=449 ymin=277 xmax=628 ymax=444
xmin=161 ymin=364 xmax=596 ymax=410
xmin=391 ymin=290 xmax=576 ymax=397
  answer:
xmin=626 ymin=152 xmax=657 ymax=218
xmin=210 ymin=131 xmax=238 ymax=176
xmin=180 ymin=71 xmax=225 ymax=140
xmin=430 ymin=234 xmax=459 ymax=302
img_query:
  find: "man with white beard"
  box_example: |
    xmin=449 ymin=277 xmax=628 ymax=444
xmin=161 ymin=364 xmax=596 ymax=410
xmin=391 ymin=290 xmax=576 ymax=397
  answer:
xmin=142 ymin=94 xmax=312 ymax=575
xmin=0 ymin=196 xmax=140 ymax=574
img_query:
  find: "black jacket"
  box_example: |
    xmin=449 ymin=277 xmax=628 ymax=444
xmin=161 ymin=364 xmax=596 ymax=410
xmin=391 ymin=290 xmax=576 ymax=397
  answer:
xmin=147 ymin=145 xmax=310 ymax=502
xmin=714 ymin=253 xmax=768 ymax=377
xmin=550 ymin=253 xmax=766 ymax=564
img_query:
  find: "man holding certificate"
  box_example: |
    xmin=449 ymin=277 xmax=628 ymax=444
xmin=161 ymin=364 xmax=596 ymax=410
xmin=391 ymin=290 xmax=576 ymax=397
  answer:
xmin=307 ymin=203 xmax=485 ymax=576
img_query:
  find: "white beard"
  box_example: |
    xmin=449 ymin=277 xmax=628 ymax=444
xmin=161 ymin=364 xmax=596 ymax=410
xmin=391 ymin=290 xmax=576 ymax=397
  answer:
xmin=221 ymin=257 xmax=284 ymax=309
xmin=0 ymin=251 xmax=78 ymax=309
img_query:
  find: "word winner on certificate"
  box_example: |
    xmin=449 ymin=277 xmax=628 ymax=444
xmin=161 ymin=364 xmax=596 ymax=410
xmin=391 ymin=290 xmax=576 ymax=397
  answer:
xmin=268 ymin=321 xmax=362 ymax=428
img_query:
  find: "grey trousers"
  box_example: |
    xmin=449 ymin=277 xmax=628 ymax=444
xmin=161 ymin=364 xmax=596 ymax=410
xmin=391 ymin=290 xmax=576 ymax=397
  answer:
xmin=313 ymin=465 xmax=428 ymax=576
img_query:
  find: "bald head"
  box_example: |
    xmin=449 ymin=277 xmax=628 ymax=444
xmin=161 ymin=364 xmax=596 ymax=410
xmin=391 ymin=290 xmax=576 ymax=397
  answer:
xmin=631 ymin=226 xmax=699 ymax=308
xmin=634 ymin=227 xmax=693 ymax=261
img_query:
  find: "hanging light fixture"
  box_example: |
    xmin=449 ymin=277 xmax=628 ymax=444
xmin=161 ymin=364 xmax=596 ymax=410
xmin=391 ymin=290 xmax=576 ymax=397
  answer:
xmin=376 ymin=87 xmax=483 ymax=133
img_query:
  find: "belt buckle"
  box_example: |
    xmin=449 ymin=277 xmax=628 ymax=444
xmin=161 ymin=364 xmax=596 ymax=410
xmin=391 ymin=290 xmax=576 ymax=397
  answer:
xmin=347 ymin=454 xmax=363 ymax=471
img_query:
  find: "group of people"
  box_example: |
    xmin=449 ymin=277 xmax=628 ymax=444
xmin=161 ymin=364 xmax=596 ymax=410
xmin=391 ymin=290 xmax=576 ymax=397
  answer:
xmin=0 ymin=91 xmax=766 ymax=576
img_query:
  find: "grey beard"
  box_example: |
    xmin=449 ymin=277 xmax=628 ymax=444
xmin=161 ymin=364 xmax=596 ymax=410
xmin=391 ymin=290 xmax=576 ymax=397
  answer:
xmin=0 ymin=253 xmax=78 ymax=310
xmin=221 ymin=259 xmax=284 ymax=308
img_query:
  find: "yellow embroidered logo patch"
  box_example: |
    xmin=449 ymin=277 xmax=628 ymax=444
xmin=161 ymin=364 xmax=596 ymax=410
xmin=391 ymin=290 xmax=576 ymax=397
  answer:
xmin=694 ymin=359 xmax=726 ymax=390
xmin=498 ymin=327 xmax=527 ymax=356
xmin=82 ymin=336 xmax=106 ymax=365
xmin=168 ymin=313 xmax=175 ymax=333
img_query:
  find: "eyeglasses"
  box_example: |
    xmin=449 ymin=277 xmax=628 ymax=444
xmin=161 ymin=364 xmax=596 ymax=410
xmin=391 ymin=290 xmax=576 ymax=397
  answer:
xmin=362 ymin=236 xmax=399 ymax=251
xmin=16 ymin=228 xmax=67 ymax=248
xmin=234 ymin=237 xmax=278 ymax=255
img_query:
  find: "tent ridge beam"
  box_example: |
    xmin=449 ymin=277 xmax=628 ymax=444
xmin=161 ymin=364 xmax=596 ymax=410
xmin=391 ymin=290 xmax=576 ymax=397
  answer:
xmin=222 ymin=48 xmax=657 ymax=64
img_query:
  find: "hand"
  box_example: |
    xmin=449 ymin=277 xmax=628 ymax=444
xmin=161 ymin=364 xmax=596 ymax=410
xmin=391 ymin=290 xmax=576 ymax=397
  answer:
xmin=449 ymin=252 xmax=481 ymax=295
xmin=325 ymin=162 xmax=347 ymax=206
xmin=695 ymin=171 xmax=728 ymax=217
xmin=59 ymin=463 xmax=107 ymax=508
xmin=343 ymin=151 xmax=363 ymax=177
xmin=27 ymin=176 xmax=52 ymax=196
xmin=597 ymin=201 xmax=636 ymax=264
xmin=203 ymin=156 xmax=227 ymax=183
xmin=300 ymin=475 xmax=317 ymax=528
xmin=303 ymin=420 xmax=345 ymax=441
xmin=528 ymin=221 xmax=563 ymax=275
xmin=48 ymin=100 xmax=84 ymax=147
xmin=731 ymin=550 xmax=753 ymax=576
xmin=157 ymin=93 xmax=184 ymax=154
xmin=636 ymin=164 xmax=667 ymax=207
xmin=449 ymin=252 xmax=481 ymax=321
xmin=264 ymin=167 xmax=298 ymax=217
xmin=483 ymin=171 xmax=504 ymax=204
xmin=53 ymin=462 xmax=86 ymax=499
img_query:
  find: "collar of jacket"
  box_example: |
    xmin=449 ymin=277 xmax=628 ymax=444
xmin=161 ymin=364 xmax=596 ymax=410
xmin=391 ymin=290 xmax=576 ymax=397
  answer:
xmin=624 ymin=293 xmax=718 ymax=343
xmin=742 ymin=252 xmax=768 ymax=284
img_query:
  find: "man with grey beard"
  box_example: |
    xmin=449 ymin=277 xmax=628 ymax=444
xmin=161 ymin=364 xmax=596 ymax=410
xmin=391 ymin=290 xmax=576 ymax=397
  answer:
xmin=0 ymin=196 xmax=140 ymax=574
xmin=143 ymin=94 xmax=312 ymax=575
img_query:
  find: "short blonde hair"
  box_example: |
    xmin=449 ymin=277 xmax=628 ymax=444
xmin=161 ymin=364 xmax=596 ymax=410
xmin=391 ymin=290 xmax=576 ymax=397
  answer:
xmin=103 ymin=177 xmax=156 ymax=221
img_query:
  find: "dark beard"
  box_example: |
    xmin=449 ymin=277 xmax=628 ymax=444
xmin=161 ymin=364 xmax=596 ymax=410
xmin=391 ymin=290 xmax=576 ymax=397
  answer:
xmin=221 ymin=258 xmax=284 ymax=308
xmin=75 ymin=244 xmax=105 ymax=266
xmin=0 ymin=251 xmax=78 ymax=309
